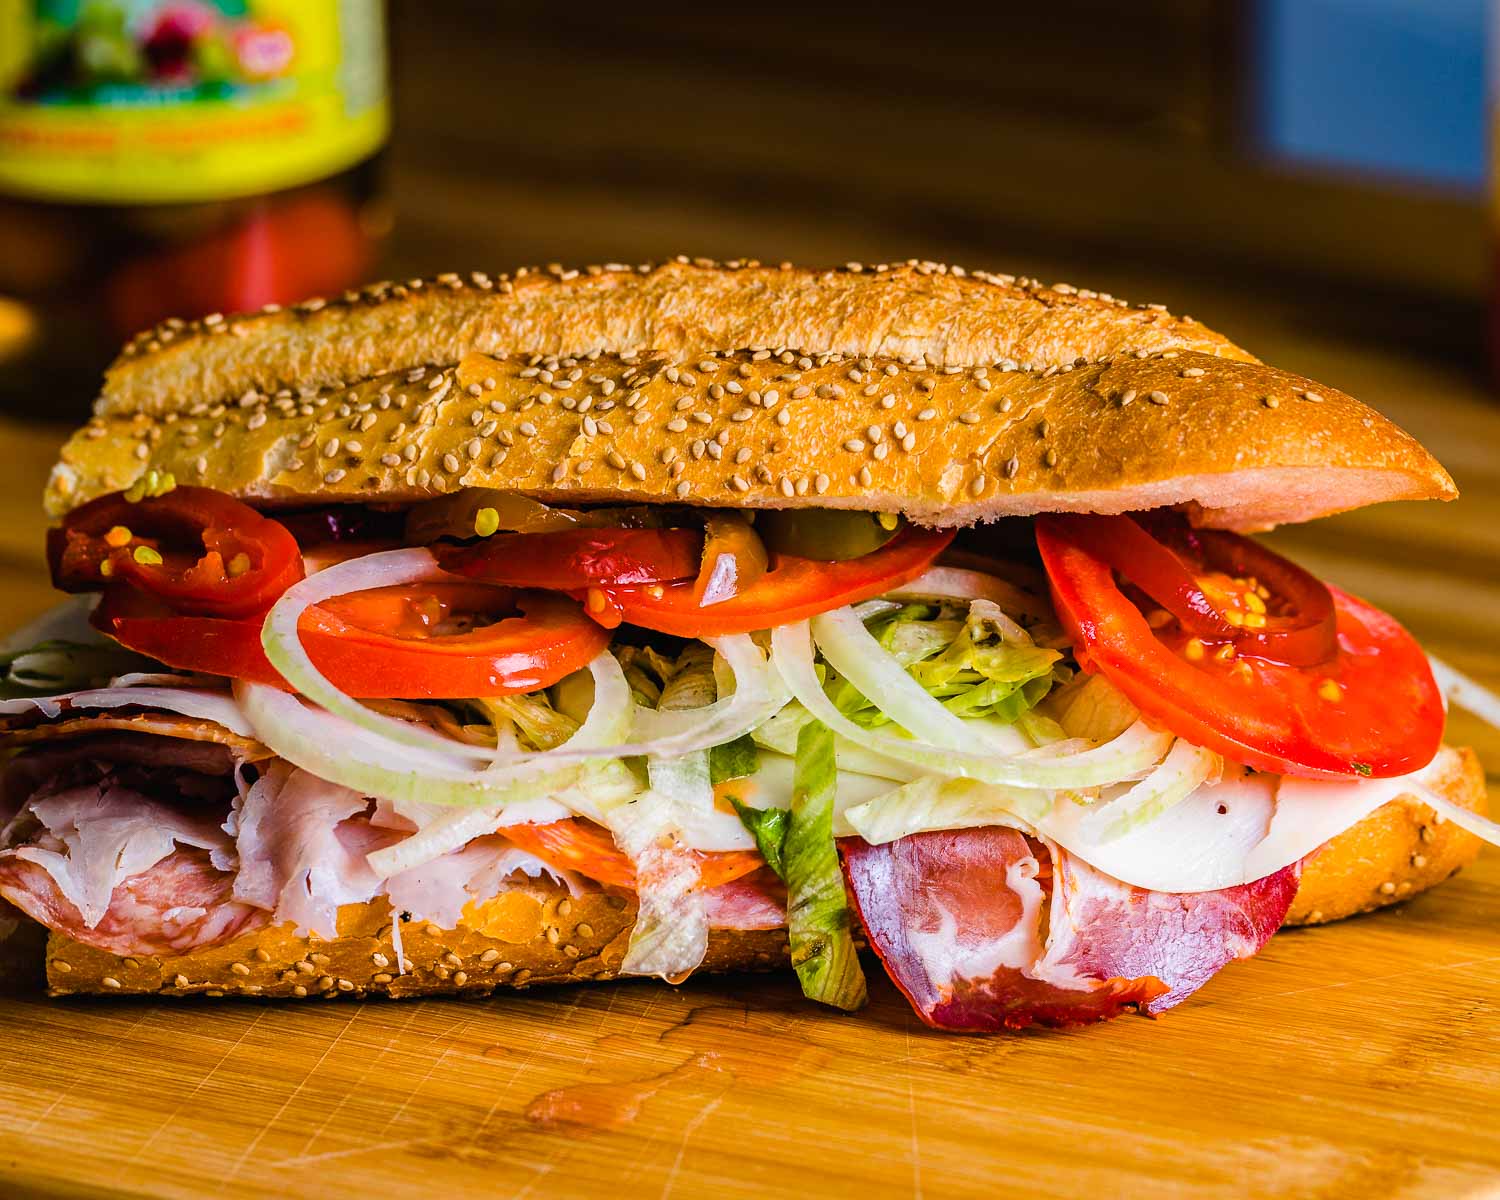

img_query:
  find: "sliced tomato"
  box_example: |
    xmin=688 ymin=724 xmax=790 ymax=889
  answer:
xmin=436 ymin=528 xmax=703 ymax=590
xmin=94 ymin=581 xmax=609 ymax=700
xmin=588 ymin=526 xmax=956 ymax=636
xmin=1036 ymin=516 xmax=1444 ymax=779
xmin=500 ymin=818 xmax=765 ymax=891
xmin=50 ymin=487 xmax=303 ymax=619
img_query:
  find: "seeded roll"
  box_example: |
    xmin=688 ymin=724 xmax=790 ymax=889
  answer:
xmin=35 ymin=753 xmax=1487 ymax=998
xmin=43 ymin=881 xmax=790 ymax=999
xmin=99 ymin=258 xmax=1252 ymax=419
xmin=51 ymin=301 xmax=1452 ymax=531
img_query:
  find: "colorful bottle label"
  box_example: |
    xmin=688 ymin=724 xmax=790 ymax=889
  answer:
xmin=0 ymin=0 xmax=387 ymax=204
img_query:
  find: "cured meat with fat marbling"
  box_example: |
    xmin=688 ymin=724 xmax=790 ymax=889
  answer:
xmin=839 ymin=827 xmax=1297 ymax=1031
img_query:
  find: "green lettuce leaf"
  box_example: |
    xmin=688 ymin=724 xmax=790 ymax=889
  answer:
xmin=710 ymin=733 xmax=759 ymax=784
xmin=783 ymin=719 xmax=867 ymax=1011
xmin=0 ymin=638 xmax=157 ymax=700
xmin=729 ymin=798 xmax=789 ymax=879
xmin=826 ymin=601 xmax=1064 ymax=730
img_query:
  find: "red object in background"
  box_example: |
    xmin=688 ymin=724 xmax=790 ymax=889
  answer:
xmin=105 ymin=189 xmax=374 ymax=337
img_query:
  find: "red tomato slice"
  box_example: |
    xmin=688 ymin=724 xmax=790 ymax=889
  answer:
xmin=436 ymin=528 xmax=703 ymax=590
xmin=50 ymin=487 xmax=304 ymax=619
xmin=587 ymin=526 xmax=955 ymax=636
xmin=94 ymin=582 xmax=609 ymax=700
xmin=1035 ymin=517 xmax=1444 ymax=779
xmin=499 ymin=818 xmax=765 ymax=891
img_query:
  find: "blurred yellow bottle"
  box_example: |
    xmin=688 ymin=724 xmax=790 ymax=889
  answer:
xmin=0 ymin=0 xmax=389 ymax=416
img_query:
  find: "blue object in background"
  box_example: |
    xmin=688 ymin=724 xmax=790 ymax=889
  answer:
xmin=1254 ymin=0 xmax=1485 ymax=193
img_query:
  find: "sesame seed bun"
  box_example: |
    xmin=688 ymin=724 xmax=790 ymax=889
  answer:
xmin=34 ymin=746 xmax=1486 ymax=999
xmin=47 ymin=260 xmax=1453 ymax=531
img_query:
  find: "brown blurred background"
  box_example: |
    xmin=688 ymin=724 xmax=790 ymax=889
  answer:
xmin=380 ymin=1 xmax=1484 ymax=357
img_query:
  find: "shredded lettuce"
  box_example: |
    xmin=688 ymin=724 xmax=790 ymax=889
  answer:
xmin=782 ymin=720 xmax=867 ymax=1011
xmin=0 ymin=638 xmax=158 ymax=699
xmin=825 ymin=600 xmax=1064 ymax=730
xmin=729 ymin=799 xmax=789 ymax=878
xmin=843 ymin=775 xmax=1049 ymax=844
xmin=1044 ymin=672 xmax=1140 ymax=744
xmin=710 ymin=733 xmax=759 ymax=784
xmin=752 ymin=701 xmax=917 ymax=781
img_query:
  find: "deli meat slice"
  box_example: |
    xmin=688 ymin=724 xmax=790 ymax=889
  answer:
xmin=0 ymin=848 xmax=267 ymax=956
xmin=840 ymin=827 xmax=1297 ymax=1031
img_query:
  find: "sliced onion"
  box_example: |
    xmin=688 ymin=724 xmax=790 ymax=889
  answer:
xmin=1428 ymin=654 xmax=1500 ymax=732
xmin=770 ymin=620 xmax=1173 ymax=790
xmin=1415 ymin=789 xmax=1500 ymax=850
xmin=883 ymin=566 xmax=1052 ymax=621
xmin=1079 ymin=739 xmax=1220 ymax=841
xmin=263 ymin=546 xmax=788 ymax=773
xmin=810 ymin=605 xmax=1030 ymax=755
xmin=262 ymin=547 xmax=500 ymax=761
xmin=0 ymin=684 xmax=254 ymax=736
xmin=623 ymin=634 xmax=790 ymax=760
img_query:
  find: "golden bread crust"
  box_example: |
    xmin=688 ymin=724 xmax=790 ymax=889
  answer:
xmin=1285 ymin=746 xmax=1487 ymax=925
xmin=100 ymin=260 xmax=1251 ymax=419
xmin=45 ymin=882 xmax=789 ymax=999
xmin=50 ymin=347 xmax=1453 ymax=531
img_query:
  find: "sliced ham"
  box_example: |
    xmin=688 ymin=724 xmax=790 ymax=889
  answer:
xmin=840 ymin=827 xmax=1297 ymax=1031
xmin=702 ymin=868 xmax=787 ymax=931
xmin=229 ymin=762 xmax=390 ymax=940
xmin=385 ymin=832 xmax=587 ymax=928
xmin=0 ymin=848 xmax=267 ymax=956
xmin=6 ymin=783 xmax=231 ymax=928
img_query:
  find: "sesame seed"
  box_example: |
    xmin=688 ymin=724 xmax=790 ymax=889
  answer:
xmin=792 ymin=385 xmax=812 ymax=399
xmin=872 ymin=443 xmax=890 ymax=461
xmin=706 ymin=441 xmax=723 ymax=460
xmin=729 ymin=474 xmax=750 ymax=492
xmin=814 ymin=473 xmax=831 ymax=494
xmin=676 ymin=481 xmax=692 ymax=498
xmin=667 ymin=417 xmax=688 ymax=432
xmin=1182 ymin=366 xmax=1206 ymax=378
xmin=1262 ymin=395 xmax=1280 ymax=408
xmin=1003 ymin=456 xmax=1019 ymax=479
xmin=969 ymin=475 xmax=986 ymax=496
xmin=629 ymin=462 xmax=647 ymax=481
xmin=1303 ymin=391 xmax=1323 ymax=403
xmin=916 ymin=407 xmax=937 ymax=421
xmin=551 ymin=464 xmax=567 ymax=482
xmin=442 ymin=453 xmax=460 ymax=473
xmin=1043 ymin=448 xmax=1059 ymax=468
xmin=519 ymin=421 xmax=538 ymax=436
xmin=957 ymin=411 xmax=980 ymax=425
xmin=844 ymin=439 xmax=866 ymax=453
xmin=1148 ymin=391 xmax=1170 ymax=405
xmin=858 ymin=465 xmax=873 ymax=487
xmin=731 ymin=407 xmax=753 ymax=422
xmin=780 ymin=476 xmax=795 ymax=498
xmin=606 ymin=450 xmax=627 ymax=469
xmin=324 ymin=468 xmax=346 ymax=484
xmin=735 ymin=447 xmax=752 ymax=463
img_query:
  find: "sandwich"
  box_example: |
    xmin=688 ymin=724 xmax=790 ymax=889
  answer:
xmin=0 ymin=258 xmax=1494 ymax=1030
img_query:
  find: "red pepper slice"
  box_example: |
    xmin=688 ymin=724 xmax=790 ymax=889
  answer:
xmin=1036 ymin=515 xmax=1444 ymax=778
xmin=436 ymin=528 xmax=704 ymax=590
xmin=499 ymin=818 xmax=764 ymax=891
xmin=1044 ymin=512 xmax=1338 ymax=666
xmin=93 ymin=581 xmax=609 ymax=700
xmin=586 ymin=526 xmax=955 ymax=636
xmin=50 ymin=487 xmax=304 ymax=619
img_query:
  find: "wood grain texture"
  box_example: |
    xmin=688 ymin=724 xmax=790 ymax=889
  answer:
xmin=0 ymin=326 xmax=1496 ymax=1193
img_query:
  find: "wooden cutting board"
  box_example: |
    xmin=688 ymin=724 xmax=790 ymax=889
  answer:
xmin=0 ymin=334 xmax=1497 ymax=1200
xmin=1 ymin=865 xmax=1498 ymax=1200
